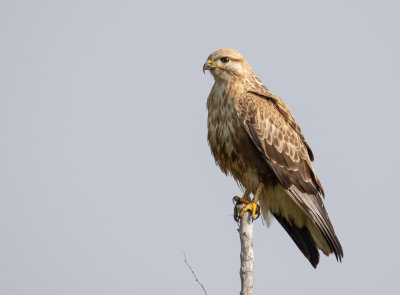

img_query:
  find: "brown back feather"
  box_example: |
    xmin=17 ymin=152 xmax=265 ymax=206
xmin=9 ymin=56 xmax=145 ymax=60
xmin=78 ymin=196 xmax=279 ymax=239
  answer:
xmin=235 ymin=92 xmax=322 ymax=196
xmin=234 ymin=91 xmax=343 ymax=261
xmin=247 ymin=82 xmax=315 ymax=161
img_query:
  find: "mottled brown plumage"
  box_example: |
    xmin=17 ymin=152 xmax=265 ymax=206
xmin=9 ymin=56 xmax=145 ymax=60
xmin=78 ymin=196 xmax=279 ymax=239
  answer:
xmin=204 ymin=48 xmax=343 ymax=267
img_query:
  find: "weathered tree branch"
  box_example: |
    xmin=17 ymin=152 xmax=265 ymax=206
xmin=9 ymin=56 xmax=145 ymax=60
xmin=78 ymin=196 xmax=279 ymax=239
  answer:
xmin=183 ymin=252 xmax=208 ymax=295
xmin=237 ymin=204 xmax=254 ymax=295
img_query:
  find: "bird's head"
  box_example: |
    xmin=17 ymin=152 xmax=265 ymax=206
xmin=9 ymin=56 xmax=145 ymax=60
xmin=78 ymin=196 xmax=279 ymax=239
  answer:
xmin=203 ymin=48 xmax=252 ymax=82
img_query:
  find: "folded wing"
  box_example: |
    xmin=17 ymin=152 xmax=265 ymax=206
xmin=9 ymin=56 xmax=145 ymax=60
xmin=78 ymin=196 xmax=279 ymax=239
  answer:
xmin=234 ymin=91 xmax=343 ymax=263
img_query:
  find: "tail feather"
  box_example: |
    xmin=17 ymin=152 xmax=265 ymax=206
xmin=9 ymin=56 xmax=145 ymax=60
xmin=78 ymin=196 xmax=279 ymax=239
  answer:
xmin=273 ymin=213 xmax=320 ymax=268
xmin=287 ymin=185 xmax=344 ymax=262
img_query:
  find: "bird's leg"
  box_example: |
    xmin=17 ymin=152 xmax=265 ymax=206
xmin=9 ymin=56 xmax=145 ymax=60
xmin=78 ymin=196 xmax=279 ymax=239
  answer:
xmin=240 ymin=183 xmax=263 ymax=220
xmin=233 ymin=190 xmax=251 ymax=204
xmin=233 ymin=190 xmax=251 ymax=222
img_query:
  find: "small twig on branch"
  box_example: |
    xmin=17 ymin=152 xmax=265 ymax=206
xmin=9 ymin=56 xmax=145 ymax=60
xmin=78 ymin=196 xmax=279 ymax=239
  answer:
xmin=183 ymin=251 xmax=208 ymax=295
xmin=237 ymin=204 xmax=254 ymax=295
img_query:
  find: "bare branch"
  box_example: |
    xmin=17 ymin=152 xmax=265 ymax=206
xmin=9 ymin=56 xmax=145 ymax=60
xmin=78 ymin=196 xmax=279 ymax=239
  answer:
xmin=183 ymin=252 xmax=208 ymax=295
xmin=237 ymin=204 xmax=254 ymax=295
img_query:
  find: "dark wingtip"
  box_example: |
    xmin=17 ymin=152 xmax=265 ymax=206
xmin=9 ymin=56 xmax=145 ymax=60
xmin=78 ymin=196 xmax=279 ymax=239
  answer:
xmin=333 ymin=242 xmax=344 ymax=263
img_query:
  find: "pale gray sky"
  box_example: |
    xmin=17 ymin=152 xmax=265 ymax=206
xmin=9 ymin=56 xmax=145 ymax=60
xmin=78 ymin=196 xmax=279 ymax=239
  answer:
xmin=1 ymin=0 xmax=399 ymax=294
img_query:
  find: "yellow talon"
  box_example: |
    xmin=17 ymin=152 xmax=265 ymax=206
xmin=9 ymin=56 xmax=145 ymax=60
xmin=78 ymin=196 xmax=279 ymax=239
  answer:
xmin=233 ymin=190 xmax=260 ymax=221
xmin=240 ymin=202 xmax=259 ymax=219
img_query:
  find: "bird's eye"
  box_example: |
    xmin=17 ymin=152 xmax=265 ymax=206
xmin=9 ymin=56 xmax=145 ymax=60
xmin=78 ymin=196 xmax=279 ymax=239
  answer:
xmin=220 ymin=57 xmax=230 ymax=63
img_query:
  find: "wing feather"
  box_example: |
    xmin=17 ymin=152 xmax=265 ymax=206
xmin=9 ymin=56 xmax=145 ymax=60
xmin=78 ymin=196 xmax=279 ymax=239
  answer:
xmin=234 ymin=91 xmax=343 ymax=261
xmin=235 ymin=92 xmax=320 ymax=195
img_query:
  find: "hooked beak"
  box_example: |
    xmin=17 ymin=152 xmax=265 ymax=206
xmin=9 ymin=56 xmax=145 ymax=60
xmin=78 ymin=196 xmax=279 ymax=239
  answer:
xmin=203 ymin=59 xmax=212 ymax=73
xmin=203 ymin=59 xmax=225 ymax=73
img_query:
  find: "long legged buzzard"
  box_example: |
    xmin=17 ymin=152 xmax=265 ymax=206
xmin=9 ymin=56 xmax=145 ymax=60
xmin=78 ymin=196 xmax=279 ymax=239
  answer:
xmin=203 ymin=48 xmax=343 ymax=268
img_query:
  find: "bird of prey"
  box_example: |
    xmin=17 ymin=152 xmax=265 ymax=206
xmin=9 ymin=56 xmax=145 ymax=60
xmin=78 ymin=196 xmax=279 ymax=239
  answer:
xmin=203 ymin=48 xmax=343 ymax=268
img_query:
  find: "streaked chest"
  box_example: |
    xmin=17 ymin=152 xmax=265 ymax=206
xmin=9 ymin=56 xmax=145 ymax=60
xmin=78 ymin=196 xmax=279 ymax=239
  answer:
xmin=206 ymin=83 xmax=250 ymax=175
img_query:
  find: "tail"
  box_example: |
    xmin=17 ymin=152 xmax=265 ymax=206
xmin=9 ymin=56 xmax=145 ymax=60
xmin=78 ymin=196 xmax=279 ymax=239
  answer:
xmin=259 ymin=184 xmax=343 ymax=268
xmin=273 ymin=213 xmax=320 ymax=268
xmin=286 ymin=185 xmax=344 ymax=264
